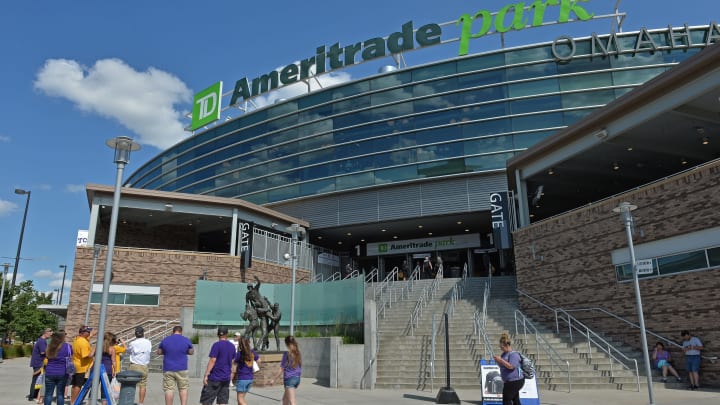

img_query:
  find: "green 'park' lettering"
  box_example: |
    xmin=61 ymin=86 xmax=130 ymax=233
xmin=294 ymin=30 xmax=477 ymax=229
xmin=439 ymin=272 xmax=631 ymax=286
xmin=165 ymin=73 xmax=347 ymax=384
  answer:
xmin=457 ymin=0 xmax=595 ymax=55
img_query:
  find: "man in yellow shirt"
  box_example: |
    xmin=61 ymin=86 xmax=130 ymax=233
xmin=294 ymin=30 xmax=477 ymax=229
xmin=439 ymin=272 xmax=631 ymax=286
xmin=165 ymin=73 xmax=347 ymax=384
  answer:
xmin=114 ymin=336 xmax=127 ymax=374
xmin=71 ymin=325 xmax=97 ymax=404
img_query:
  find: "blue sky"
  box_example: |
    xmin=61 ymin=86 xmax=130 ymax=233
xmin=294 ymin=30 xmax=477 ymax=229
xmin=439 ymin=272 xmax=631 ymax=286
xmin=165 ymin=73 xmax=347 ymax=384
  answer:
xmin=0 ymin=0 xmax=716 ymax=301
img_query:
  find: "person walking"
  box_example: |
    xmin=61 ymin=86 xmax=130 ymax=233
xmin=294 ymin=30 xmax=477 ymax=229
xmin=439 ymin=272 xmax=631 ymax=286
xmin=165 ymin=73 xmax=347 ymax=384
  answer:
xmin=28 ymin=328 xmax=52 ymax=401
xmin=200 ymin=327 xmax=236 ymax=405
xmin=681 ymin=330 xmax=704 ymax=390
xmin=278 ymin=336 xmax=302 ymax=405
xmin=492 ymin=333 xmax=525 ymax=405
xmin=43 ymin=331 xmax=71 ymax=405
xmin=157 ymin=325 xmax=194 ymax=405
xmin=232 ymin=337 xmax=259 ymax=405
xmin=71 ymin=326 xmax=97 ymax=404
xmin=127 ymin=326 xmax=152 ymax=405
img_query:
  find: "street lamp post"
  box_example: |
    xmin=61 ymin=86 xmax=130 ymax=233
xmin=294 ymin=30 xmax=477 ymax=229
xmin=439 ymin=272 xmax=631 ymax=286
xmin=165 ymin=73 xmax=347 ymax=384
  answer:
xmin=286 ymin=224 xmax=305 ymax=336
xmin=58 ymin=265 xmax=67 ymax=305
xmin=11 ymin=188 xmax=31 ymax=289
xmin=85 ymin=245 xmax=103 ymax=325
xmin=0 ymin=263 xmax=9 ymax=314
xmin=89 ymin=136 xmax=140 ymax=405
xmin=613 ymin=202 xmax=655 ymax=405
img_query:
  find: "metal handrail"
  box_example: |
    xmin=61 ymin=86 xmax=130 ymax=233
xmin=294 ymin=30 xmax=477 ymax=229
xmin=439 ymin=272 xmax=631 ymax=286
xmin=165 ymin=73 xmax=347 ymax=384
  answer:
xmin=514 ymin=310 xmax=573 ymax=392
xmin=516 ymin=288 xmax=639 ymax=390
xmin=327 ymin=271 xmax=342 ymax=281
xmin=365 ymin=267 xmax=379 ymax=283
xmin=554 ymin=308 xmax=640 ymax=390
xmin=562 ymin=307 xmax=718 ymax=363
xmin=312 ymin=273 xmax=324 ymax=283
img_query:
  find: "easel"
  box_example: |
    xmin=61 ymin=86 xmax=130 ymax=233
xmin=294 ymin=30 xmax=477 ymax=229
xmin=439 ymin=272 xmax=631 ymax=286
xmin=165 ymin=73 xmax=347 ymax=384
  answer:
xmin=73 ymin=364 xmax=116 ymax=405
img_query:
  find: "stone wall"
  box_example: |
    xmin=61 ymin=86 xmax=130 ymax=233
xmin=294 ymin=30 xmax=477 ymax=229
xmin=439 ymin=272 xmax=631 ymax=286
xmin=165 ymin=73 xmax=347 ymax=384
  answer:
xmin=66 ymin=246 xmax=310 ymax=337
xmin=513 ymin=161 xmax=720 ymax=387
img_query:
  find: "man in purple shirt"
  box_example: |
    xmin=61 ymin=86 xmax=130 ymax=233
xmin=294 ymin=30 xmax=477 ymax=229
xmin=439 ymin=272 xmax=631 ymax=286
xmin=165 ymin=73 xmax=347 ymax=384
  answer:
xmin=28 ymin=327 xmax=52 ymax=402
xmin=157 ymin=325 xmax=194 ymax=405
xmin=200 ymin=327 xmax=236 ymax=405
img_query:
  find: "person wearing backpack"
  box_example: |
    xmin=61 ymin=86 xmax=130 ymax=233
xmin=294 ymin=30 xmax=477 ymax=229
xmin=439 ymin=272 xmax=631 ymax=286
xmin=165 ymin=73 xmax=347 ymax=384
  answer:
xmin=493 ymin=333 xmax=525 ymax=405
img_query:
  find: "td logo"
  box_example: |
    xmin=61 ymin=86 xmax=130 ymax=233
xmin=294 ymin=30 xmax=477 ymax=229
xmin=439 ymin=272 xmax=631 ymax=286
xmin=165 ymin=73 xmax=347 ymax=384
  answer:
xmin=191 ymin=81 xmax=223 ymax=130
xmin=378 ymin=243 xmax=388 ymax=253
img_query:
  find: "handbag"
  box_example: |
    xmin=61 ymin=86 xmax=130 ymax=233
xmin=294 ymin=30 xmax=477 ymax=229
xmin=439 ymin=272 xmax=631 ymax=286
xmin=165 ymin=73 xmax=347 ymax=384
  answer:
xmin=252 ymin=360 xmax=260 ymax=373
xmin=65 ymin=344 xmax=76 ymax=375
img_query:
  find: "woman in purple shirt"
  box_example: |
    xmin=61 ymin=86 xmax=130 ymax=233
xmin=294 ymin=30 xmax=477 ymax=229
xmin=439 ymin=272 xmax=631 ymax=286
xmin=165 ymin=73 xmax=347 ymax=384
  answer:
xmin=652 ymin=342 xmax=681 ymax=382
xmin=232 ymin=337 xmax=259 ymax=405
xmin=492 ymin=333 xmax=524 ymax=405
xmin=279 ymin=336 xmax=302 ymax=405
xmin=44 ymin=331 xmax=71 ymax=405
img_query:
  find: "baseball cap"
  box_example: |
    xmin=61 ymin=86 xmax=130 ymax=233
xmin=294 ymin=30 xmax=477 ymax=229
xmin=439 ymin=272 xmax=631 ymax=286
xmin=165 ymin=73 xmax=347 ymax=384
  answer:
xmin=79 ymin=326 xmax=93 ymax=333
xmin=234 ymin=331 xmax=243 ymax=337
xmin=217 ymin=326 xmax=229 ymax=336
xmin=134 ymin=326 xmax=144 ymax=337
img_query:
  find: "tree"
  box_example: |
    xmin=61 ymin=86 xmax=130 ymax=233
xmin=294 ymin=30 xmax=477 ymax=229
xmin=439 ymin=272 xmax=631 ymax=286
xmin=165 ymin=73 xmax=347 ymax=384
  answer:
xmin=0 ymin=280 xmax=57 ymax=343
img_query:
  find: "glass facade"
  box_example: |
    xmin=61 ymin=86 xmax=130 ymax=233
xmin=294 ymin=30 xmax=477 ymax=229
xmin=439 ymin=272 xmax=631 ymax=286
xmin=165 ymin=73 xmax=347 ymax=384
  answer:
xmin=127 ymin=28 xmax=707 ymax=206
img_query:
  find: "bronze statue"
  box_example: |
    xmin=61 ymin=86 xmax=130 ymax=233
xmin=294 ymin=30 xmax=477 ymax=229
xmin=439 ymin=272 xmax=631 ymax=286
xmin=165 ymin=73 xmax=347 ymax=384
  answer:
xmin=261 ymin=302 xmax=282 ymax=351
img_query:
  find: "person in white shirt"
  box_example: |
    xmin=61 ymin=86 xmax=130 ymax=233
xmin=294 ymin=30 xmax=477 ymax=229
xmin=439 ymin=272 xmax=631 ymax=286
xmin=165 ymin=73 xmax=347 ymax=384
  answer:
xmin=127 ymin=326 xmax=152 ymax=405
xmin=681 ymin=330 xmax=704 ymax=390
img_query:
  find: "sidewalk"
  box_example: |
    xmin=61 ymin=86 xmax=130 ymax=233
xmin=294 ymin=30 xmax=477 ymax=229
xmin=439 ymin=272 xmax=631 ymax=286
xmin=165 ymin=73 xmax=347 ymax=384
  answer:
xmin=1 ymin=357 xmax=718 ymax=405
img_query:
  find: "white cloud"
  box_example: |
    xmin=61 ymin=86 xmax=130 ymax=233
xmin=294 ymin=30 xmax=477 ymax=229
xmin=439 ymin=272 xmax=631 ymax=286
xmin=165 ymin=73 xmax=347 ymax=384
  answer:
xmin=65 ymin=184 xmax=85 ymax=193
xmin=34 ymin=269 xmax=54 ymax=278
xmin=0 ymin=199 xmax=18 ymax=216
xmin=37 ymin=184 xmax=52 ymax=191
xmin=0 ymin=135 xmax=10 ymax=142
xmin=49 ymin=278 xmax=71 ymax=289
xmin=34 ymin=58 xmax=192 ymax=150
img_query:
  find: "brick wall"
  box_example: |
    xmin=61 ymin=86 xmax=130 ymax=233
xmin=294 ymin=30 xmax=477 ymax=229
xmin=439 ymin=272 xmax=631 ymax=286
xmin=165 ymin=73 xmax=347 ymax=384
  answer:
xmin=65 ymin=246 xmax=310 ymax=338
xmin=513 ymin=161 xmax=720 ymax=387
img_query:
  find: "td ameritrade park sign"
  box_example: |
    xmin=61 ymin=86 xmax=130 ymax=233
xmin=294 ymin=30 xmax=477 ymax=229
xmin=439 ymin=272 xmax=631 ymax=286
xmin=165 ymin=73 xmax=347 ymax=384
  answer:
xmin=190 ymin=0 xmax=719 ymax=130
xmin=367 ymin=233 xmax=480 ymax=256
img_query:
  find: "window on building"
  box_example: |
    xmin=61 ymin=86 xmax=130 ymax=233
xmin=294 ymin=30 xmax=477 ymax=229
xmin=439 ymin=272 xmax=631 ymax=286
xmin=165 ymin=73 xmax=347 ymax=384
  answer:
xmin=90 ymin=284 xmax=160 ymax=306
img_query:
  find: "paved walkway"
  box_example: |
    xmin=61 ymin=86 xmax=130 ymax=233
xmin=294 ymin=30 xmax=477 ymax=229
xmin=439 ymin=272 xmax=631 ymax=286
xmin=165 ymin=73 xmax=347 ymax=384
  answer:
xmin=1 ymin=357 xmax=718 ymax=405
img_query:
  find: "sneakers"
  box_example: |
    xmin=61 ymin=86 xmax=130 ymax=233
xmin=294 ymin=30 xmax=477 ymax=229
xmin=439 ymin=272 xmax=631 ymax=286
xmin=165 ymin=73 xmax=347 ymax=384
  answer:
xmin=676 ymin=377 xmax=682 ymax=382
xmin=661 ymin=378 xmax=667 ymax=383
xmin=687 ymin=384 xmax=698 ymax=390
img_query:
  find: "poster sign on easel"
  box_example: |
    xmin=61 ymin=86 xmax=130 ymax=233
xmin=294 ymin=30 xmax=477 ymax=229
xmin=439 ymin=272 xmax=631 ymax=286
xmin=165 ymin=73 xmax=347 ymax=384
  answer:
xmin=479 ymin=359 xmax=540 ymax=405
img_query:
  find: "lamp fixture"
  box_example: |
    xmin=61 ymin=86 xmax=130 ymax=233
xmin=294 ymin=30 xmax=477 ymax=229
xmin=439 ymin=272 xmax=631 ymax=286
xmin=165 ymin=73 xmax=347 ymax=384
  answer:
xmin=164 ymin=203 xmax=173 ymax=210
xmin=627 ymin=147 xmax=633 ymax=151
xmin=417 ymin=225 xmax=423 ymax=229
xmin=547 ymin=167 xmax=555 ymax=175
xmin=681 ymin=157 xmax=688 ymax=165
xmin=612 ymin=162 xmax=620 ymax=171
xmin=701 ymin=137 xmax=709 ymax=145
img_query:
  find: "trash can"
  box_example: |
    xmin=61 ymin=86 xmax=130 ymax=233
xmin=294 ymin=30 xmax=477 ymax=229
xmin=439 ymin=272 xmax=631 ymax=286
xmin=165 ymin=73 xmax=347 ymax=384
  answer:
xmin=115 ymin=370 xmax=143 ymax=405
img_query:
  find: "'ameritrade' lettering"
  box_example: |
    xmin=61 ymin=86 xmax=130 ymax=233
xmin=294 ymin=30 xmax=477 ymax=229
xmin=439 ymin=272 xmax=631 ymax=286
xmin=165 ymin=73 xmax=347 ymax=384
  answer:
xmin=229 ymin=21 xmax=441 ymax=105
xmin=456 ymin=0 xmax=595 ymax=55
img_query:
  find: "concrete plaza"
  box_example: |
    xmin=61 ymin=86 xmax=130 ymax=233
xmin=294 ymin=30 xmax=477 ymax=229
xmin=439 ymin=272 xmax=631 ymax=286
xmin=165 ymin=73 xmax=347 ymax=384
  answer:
xmin=1 ymin=357 xmax=718 ymax=405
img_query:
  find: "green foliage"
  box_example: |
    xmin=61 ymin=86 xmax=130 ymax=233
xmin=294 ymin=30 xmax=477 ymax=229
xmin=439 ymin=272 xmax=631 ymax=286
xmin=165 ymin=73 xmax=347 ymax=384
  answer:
xmin=0 ymin=280 xmax=58 ymax=343
xmin=190 ymin=334 xmax=200 ymax=344
xmin=1 ymin=343 xmax=32 ymax=358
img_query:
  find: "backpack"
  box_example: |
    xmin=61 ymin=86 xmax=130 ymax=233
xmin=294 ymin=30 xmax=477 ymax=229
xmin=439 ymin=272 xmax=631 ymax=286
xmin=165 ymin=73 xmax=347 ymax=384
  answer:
xmin=514 ymin=351 xmax=535 ymax=379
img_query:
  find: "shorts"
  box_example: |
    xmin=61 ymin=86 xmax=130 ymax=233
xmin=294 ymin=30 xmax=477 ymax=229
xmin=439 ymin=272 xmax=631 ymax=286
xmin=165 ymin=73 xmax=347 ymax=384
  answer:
xmin=163 ymin=370 xmax=190 ymax=392
xmin=199 ymin=380 xmax=230 ymax=404
xmin=235 ymin=379 xmax=254 ymax=393
xmin=656 ymin=359 xmax=669 ymax=369
xmin=71 ymin=373 xmax=87 ymax=388
xmin=128 ymin=363 xmax=149 ymax=387
xmin=686 ymin=355 xmax=701 ymax=372
xmin=284 ymin=376 xmax=300 ymax=388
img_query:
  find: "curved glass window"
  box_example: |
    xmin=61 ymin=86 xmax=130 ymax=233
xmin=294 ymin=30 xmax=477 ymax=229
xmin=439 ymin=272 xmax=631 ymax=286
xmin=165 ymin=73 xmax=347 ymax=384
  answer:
xmin=300 ymin=178 xmax=336 ymax=195
xmin=461 ymin=119 xmax=511 ymax=138
xmin=505 ymin=45 xmax=552 ymax=64
xmin=336 ymin=171 xmax=374 ymax=190
xmin=511 ymin=95 xmax=561 ymax=115
xmin=559 ymin=72 xmax=613 ymax=91
xmin=418 ymin=158 xmax=466 ymax=177
xmin=413 ymin=61 xmax=456 ymax=81
xmin=463 ymin=136 xmax=513 ymax=155
xmin=512 ymin=112 xmax=563 ymax=132
xmin=613 ymin=67 xmax=668 ymax=85
xmin=375 ymin=149 xmax=416 ymax=167
xmin=457 ymin=52 xmax=505 ymax=72
xmin=465 ymin=152 xmax=515 ymax=172
xmin=508 ymin=78 xmax=559 ymax=98
xmin=375 ymin=165 xmax=417 ymax=184
xmin=370 ymin=71 xmax=412 ymax=90
xmin=459 ymin=85 xmax=507 ymax=104
xmin=507 ymin=62 xmax=557 ymax=81
xmin=457 ymin=69 xmax=506 ymax=88
xmin=561 ymin=89 xmax=616 ymax=108
xmin=513 ymin=130 xmax=554 ymax=149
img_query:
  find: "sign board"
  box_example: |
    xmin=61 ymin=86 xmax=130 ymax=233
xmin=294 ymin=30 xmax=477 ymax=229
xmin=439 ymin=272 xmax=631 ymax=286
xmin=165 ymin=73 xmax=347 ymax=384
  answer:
xmin=367 ymin=233 xmax=479 ymax=256
xmin=480 ymin=359 xmax=539 ymax=405
xmin=635 ymin=259 xmax=654 ymax=275
xmin=76 ymin=230 xmax=89 ymax=247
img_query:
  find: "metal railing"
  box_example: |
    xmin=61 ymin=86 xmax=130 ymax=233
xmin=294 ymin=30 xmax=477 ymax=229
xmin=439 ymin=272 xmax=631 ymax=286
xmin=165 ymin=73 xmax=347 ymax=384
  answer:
xmin=409 ymin=269 xmax=442 ymax=336
xmin=365 ymin=267 xmax=379 ymax=283
xmin=561 ymin=307 xmax=718 ymax=363
xmin=473 ymin=281 xmax=494 ymax=360
xmin=516 ymin=288 xmax=639 ymax=390
xmin=116 ymin=319 xmax=179 ymax=370
xmin=514 ymin=310 xmax=573 ymax=392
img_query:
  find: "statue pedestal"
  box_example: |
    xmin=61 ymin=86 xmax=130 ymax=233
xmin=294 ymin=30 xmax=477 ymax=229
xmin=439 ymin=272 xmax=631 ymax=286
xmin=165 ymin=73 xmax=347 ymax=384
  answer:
xmin=254 ymin=352 xmax=284 ymax=387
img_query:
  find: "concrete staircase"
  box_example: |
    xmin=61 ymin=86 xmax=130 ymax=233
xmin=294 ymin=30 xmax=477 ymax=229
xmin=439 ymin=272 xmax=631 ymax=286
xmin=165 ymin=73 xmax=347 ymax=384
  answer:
xmin=373 ymin=276 xmax=653 ymax=391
